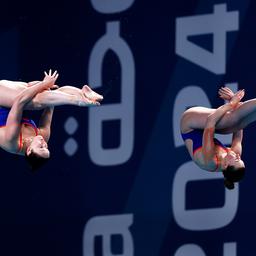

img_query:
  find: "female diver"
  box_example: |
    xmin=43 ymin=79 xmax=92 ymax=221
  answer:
xmin=180 ymin=87 xmax=248 ymax=189
xmin=0 ymin=70 xmax=103 ymax=170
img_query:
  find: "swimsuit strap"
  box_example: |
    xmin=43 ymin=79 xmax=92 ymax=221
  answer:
xmin=17 ymin=120 xmax=39 ymax=153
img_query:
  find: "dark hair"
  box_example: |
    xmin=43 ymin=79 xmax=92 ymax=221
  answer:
xmin=25 ymin=151 xmax=49 ymax=172
xmin=223 ymin=166 xmax=245 ymax=190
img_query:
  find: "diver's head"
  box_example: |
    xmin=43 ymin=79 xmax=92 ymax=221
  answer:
xmin=222 ymin=165 xmax=245 ymax=191
xmin=25 ymin=135 xmax=50 ymax=171
xmin=221 ymin=150 xmax=245 ymax=170
xmin=221 ymin=150 xmax=245 ymax=190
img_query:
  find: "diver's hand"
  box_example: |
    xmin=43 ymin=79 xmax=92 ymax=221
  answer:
xmin=218 ymin=87 xmax=235 ymax=101
xmin=230 ymin=89 xmax=245 ymax=107
xmin=43 ymin=69 xmax=59 ymax=89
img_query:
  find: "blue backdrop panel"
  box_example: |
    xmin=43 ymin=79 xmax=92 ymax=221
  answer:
xmin=0 ymin=0 xmax=255 ymax=255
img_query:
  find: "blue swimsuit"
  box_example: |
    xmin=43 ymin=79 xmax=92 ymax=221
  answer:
xmin=181 ymin=129 xmax=227 ymax=154
xmin=0 ymin=107 xmax=37 ymax=128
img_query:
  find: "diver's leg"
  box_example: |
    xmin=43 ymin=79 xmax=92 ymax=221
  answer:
xmin=228 ymin=99 xmax=256 ymax=129
xmin=57 ymin=85 xmax=103 ymax=101
xmin=180 ymin=101 xmax=256 ymax=134
xmin=0 ymin=80 xmax=27 ymax=107
xmin=25 ymin=89 xmax=100 ymax=110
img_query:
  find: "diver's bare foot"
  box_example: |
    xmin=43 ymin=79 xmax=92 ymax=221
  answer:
xmin=82 ymin=85 xmax=103 ymax=102
xmin=78 ymin=99 xmax=100 ymax=107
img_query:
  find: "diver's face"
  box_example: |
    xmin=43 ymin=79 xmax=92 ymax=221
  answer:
xmin=225 ymin=151 xmax=245 ymax=169
xmin=28 ymin=135 xmax=50 ymax=158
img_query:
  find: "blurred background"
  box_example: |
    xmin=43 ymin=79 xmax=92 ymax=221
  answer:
xmin=0 ymin=0 xmax=255 ymax=255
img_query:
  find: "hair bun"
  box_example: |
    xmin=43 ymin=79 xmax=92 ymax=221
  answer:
xmin=224 ymin=179 xmax=235 ymax=190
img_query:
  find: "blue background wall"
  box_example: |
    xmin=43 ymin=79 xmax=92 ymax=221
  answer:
xmin=0 ymin=0 xmax=255 ymax=255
